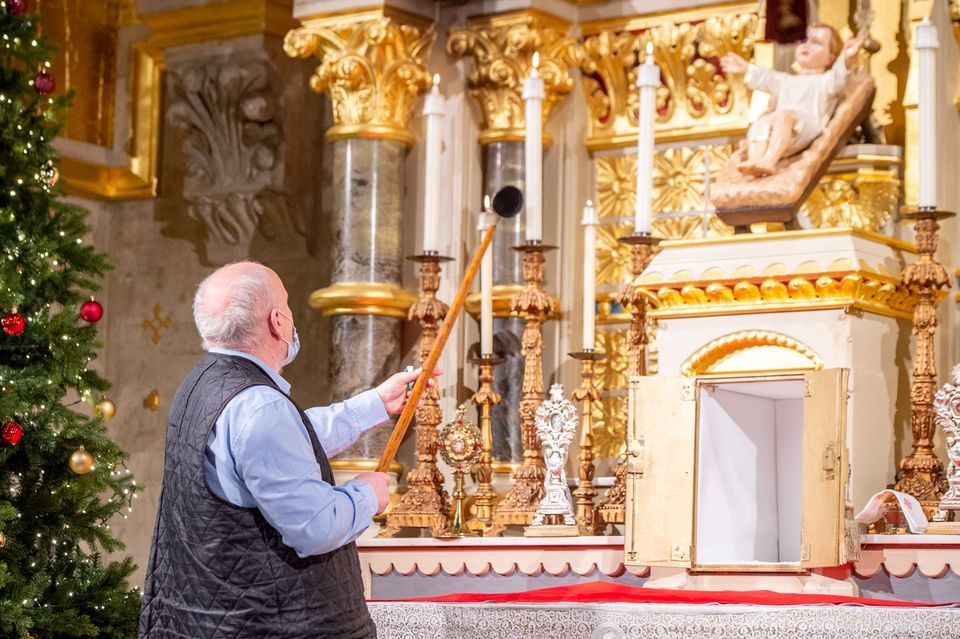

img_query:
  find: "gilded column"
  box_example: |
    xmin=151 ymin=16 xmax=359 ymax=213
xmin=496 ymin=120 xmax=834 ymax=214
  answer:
xmin=285 ymin=8 xmax=434 ymax=462
xmin=448 ymin=9 xmax=577 ymax=465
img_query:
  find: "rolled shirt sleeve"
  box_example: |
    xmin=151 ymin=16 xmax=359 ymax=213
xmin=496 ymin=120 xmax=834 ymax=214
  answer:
xmin=232 ymin=395 xmax=379 ymax=558
xmin=305 ymin=388 xmax=390 ymax=457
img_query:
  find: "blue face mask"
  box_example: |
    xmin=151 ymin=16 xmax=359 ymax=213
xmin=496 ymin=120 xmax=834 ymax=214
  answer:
xmin=278 ymin=311 xmax=300 ymax=367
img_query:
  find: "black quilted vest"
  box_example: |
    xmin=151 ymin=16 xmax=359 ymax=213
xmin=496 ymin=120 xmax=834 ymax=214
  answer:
xmin=138 ymin=353 xmax=375 ymax=639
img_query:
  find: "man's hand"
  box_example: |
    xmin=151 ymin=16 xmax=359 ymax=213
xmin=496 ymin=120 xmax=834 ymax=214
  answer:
xmin=375 ymin=367 xmax=441 ymax=415
xmin=355 ymin=471 xmax=391 ymax=514
xmin=720 ymin=52 xmax=749 ymax=75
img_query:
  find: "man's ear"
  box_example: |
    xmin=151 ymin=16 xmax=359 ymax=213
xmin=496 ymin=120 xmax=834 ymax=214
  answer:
xmin=267 ymin=308 xmax=282 ymax=339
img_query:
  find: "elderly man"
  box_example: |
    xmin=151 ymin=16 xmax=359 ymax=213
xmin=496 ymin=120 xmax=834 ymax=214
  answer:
xmin=139 ymin=262 xmax=422 ymax=639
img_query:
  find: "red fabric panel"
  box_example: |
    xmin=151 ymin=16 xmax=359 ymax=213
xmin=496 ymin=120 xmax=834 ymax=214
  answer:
xmin=374 ymin=580 xmax=957 ymax=608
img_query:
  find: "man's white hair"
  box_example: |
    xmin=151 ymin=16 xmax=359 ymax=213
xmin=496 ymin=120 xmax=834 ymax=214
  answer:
xmin=193 ymin=262 xmax=278 ymax=351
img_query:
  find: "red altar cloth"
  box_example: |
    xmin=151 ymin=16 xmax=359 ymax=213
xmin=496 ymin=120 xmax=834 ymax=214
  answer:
xmin=378 ymin=580 xmax=958 ymax=608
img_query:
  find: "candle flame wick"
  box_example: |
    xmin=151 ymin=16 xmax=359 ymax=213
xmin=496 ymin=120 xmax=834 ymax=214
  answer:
xmin=586 ymin=199 xmax=593 ymax=207
xmin=432 ymin=73 xmax=440 ymax=87
xmin=483 ymin=194 xmax=491 ymax=209
xmin=646 ymin=42 xmax=654 ymax=56
xmin=532 ymin=51 xmax=540 ymax=69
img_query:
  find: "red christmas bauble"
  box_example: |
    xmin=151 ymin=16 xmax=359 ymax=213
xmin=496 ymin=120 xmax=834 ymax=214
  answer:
xmin=1 ymin=312 xmax=24 ymax=336
xmin=6 ymin=0 xmax=27 ymax=16
xmin=79 ymin=299 xmax=103 ymax=323
xmin=2 ymin=421 xmax=23 ymax=447
xmin=33 ymin=71 xmax=55 ymax=95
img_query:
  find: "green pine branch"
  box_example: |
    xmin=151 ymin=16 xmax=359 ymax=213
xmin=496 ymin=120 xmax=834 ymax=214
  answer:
xmin=0 ymin=3 xmax=141 ymax=636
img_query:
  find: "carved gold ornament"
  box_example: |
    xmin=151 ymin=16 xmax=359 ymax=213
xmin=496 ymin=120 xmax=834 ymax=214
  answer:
xmin=680 ymin=331 xmax=824 ymax=377
xmin=591 ymin=395 xmax=627 ymax=459
xmin=579 ymin=4 xmax=757 ymax=149
xmin=594 ymin=152 xmax=734 ymax=244
xmin=595 ymin=156 xmax=636 ymax=220
xmin=653 ymin=146 xmax=705 ymax=213
xmin=447 ymin=10 xmax=580 ymax=145
xmin=644 ymin=271 xmax=918 ymax=321
xmin=595 ymin=223 xmax=634 ymax=286
xmin=594 ymin=329 xmax=629 ymax=391
xmin=284 ymin=9 xmax=435 ymax=146
xmin=801 ymin=170 xmax=900 ymax=232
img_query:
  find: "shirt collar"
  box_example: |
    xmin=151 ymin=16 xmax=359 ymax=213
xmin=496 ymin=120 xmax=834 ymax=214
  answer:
xmin=208 ymin=347 xmax=291 ymax=395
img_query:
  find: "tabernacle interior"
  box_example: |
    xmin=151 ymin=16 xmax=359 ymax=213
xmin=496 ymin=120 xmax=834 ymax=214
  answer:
xmin=695 ymin=379 xmax=804 ymax=566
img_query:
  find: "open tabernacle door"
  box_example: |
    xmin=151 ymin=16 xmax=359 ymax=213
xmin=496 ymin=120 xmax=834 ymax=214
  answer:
xmin=800 ymin=368 xmax=849 ymax=568
xmin=624 ymin=376 xmax=696 ymax=568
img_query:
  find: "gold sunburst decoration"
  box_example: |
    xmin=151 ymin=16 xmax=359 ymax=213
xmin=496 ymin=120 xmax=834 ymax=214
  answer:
xmin=596 ymin=223 xmax=634 ymax=286
xmin=653 ymin=146 xmax=705 ymax=213
xmin=594 ymin=330 xmax=629 ymax=391
xmin=596 ymin=156 xmax=636 ymax=219
xmin=592 ymin=395 xmax=628 ymax=459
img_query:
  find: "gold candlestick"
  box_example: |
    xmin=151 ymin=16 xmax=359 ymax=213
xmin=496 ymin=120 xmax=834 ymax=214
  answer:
xmin=489 ymin=242 xmax=557 ymax=535
xmin=893 ymin=206 xmax=954 ymax=518
xmin=570 ymin=350 xmax=605 ymax=535
xmin=435 ymin=404 xmax=483 ymax=539
xmin=379 ymin=252 xmax=452 ymax=537
xmin=596 ymin=233 xmax=659 ymax=530
xmin=466 ymin=354 xmax=502 ymax=533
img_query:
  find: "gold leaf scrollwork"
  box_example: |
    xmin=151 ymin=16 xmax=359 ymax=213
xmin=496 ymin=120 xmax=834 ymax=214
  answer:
xmin=592 ymin=395 xmax=628 ymax=459
xmin=447 ymin=11 xmax=580 ymax=145
xmin=579 ymin=9 xmax=757 ymax=149
xmin=594 ymin=330 xmax=629 ymax=391
xmin=284 ymin=14 xmax=435 ymax=146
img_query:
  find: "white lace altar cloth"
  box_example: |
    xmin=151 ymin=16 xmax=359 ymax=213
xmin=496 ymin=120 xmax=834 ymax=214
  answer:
xmin=368 ymin=601 xmax=959 ymax=638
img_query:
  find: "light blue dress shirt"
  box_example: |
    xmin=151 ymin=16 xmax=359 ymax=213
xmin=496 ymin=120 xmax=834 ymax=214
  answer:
xmin=204 ymin=348 xmax=389 ymax=558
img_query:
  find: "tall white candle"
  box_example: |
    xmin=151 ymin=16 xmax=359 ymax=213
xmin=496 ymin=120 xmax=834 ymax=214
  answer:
xmin=635 ymin=43 xmax=660 ymax=234
xmin=581 ymin=200 xmax=598 ymax=350
xmin=422 ymin=74 xmax=444 ymax=252
xmin=916 ymin=17 xmax=938 ymax=209
xmin=480 ymin=195 xmax=494 ymax=355
xmin=523 ymin=52 xmax=544 ymax=242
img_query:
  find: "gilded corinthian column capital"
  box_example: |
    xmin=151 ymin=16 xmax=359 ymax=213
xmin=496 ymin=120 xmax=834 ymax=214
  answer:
xmin=283 ymin=8 xmax=435 ymax=147
xmin=447 ymin=9 xmax=581 ymax=146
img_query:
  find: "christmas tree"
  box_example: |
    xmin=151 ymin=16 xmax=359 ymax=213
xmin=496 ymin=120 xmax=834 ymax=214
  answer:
xmin=0 ymin=1 xmax=140 ymax=636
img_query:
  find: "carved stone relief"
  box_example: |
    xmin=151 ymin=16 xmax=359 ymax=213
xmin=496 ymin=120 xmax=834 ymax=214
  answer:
xmin=167 ymin=60 xmax=304 ymax=259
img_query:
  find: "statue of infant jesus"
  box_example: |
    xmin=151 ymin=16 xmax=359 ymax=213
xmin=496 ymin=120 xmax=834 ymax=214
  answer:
xmin=720 ymin=23 xmax=864 ymax=177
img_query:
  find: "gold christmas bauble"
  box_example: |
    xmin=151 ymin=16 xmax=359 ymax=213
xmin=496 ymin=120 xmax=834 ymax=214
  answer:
xmin=69 ymin=447 xmax=95 ymax=475
xmin=95 ymin=398 xmax=116 ymax=420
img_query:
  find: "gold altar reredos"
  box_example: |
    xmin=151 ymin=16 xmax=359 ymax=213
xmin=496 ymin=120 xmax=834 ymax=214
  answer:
xmin=284 ymin=6 xmax=435 ymax=147
xmin=579 ymin=2 xmax=756 ymax=149
xmin=447 ymin=9 xmax=580 ymax=146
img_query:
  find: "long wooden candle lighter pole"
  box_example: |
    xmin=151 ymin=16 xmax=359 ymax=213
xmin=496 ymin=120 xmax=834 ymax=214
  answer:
xmin=377 ymin=188 xmax=521 ymax=473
